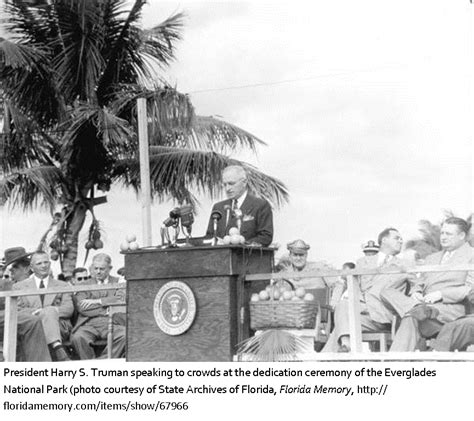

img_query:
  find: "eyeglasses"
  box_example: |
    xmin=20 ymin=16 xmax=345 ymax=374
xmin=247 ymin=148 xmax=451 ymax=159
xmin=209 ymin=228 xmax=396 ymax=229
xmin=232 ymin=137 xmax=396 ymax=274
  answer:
xmin=76 ymin=276 xmax=90 ymax=281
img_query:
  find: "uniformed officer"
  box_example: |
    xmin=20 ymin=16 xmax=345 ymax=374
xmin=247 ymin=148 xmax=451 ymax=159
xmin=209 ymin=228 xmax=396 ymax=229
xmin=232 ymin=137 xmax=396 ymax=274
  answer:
xmin=278 ymin=239 xmax=334 ymax=289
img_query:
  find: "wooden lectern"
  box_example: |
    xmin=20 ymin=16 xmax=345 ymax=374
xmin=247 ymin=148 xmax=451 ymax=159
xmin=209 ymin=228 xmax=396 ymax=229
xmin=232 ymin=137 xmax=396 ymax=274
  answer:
xmin=125 ymin=245 xmax=273 ymax=361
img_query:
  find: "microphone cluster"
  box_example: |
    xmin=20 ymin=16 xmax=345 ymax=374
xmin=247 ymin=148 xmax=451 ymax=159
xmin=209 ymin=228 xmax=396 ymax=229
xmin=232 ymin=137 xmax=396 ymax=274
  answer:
xmin=160 ymin=205 xmax=195 ymax=247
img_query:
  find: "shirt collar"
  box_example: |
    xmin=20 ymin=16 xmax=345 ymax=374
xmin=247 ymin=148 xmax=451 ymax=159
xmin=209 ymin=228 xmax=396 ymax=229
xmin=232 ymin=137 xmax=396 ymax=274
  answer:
xmin=33 ymin=274 xmax=48 ymax=288
xmin=97 ymin=276 xmax=110 ymax=285
xmin=377 ymin=252 xmax=392 ymax=267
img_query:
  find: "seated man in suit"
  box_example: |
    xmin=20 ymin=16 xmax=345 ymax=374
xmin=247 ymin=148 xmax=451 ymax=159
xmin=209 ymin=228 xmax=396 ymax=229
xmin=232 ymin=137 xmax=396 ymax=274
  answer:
xmin=382 ymin=217 xmax=474 ymax=351
xmin=71 ymin=253 xmax=125 ymax=359
xmin=1 ymin=247 xmax=51 ymax=361
xmin=12 ymin=251 xmax=72 ymax=361
xmin=206 ymin=165 xmax=273 ymax=247
xmin=322 ymin=228 xmax=414 ymax=352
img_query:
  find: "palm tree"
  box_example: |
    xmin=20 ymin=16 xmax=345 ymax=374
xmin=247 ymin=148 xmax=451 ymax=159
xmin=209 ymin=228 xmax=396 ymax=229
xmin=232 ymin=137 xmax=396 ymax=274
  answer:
xmin=0 ymin=0 xmax=288 ymax=275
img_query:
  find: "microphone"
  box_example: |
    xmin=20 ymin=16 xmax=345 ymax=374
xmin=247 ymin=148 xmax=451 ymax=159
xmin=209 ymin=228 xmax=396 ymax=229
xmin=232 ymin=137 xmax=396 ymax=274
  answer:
xmin=211 ymin=210 xmax=222 ymax=221
xmin=169 ymin=207 xmax=180 ymax=220
xmin=223 ymin=204 xmax=231 ymax=226
xmin=211 ymin=210 xmax=222 ymax=245
xmin=162 ymin=217 xmax=176 ymax=228
xmin=179 ymin=205 xmax=194 ymax=229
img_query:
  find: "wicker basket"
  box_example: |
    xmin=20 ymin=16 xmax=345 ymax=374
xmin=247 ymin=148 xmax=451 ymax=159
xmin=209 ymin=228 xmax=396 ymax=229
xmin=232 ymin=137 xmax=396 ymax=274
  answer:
xmin=250 ymin=300 xmax=318 ymax=330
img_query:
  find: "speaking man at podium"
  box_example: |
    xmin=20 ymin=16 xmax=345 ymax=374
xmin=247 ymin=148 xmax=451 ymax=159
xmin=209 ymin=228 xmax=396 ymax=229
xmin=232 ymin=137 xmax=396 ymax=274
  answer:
xmin=206 ymin=165 xmax=273 ymax=247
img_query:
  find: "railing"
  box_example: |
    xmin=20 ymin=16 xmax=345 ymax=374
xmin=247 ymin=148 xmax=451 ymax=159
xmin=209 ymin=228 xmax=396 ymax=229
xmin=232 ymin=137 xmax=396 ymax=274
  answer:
xmin=2 ymin=264 xmax=473 ymax=361
xmin=245 ymin=264 xmax=474 ymax=354
xmin=0 ymin=283 xmax=126 ymax=362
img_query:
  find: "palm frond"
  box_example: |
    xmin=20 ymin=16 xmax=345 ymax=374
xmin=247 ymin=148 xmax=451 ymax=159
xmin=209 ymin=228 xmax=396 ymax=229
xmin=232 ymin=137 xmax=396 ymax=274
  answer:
xmin=139 ymin=11 xmax=185 ymax=68
xmin=2 ymin=0 xmax=52 ymax=44
xmin=0 ymin=40 xmax=61 ymax=125
xmin=404 ymin=239 xmax=439 ymax=259
xmin=417 ymin=219 xmax=441 ymax=250
xmin=1 ymin=165 xmax=65 ymax=211
xmin=112 ymin=146 xmax=289 ymax=207
xmin=59 ymin=103 xmax=135 ymax=183
xmin=110 ymin=84 xmax=195 ymax=136
xmin=0 ymin=38 xmax=46 ymax=68
xmin=96 ymin=0 xmax=147 ymax=101
xmin=237 ymin=330 xmax=307 ymax=362
xmin=52 ymin=14 xmax=106 ymax=102
xmin=1 ymin=102 xmax=60 ymax=171
xmin=190 ymin=115 xmax=266 ymax=153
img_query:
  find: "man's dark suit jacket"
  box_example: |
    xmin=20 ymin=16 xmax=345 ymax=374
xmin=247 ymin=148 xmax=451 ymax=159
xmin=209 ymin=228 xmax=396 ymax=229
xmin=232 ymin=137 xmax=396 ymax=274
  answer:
xmin=206 ymin=193 xmax=273 ymax=247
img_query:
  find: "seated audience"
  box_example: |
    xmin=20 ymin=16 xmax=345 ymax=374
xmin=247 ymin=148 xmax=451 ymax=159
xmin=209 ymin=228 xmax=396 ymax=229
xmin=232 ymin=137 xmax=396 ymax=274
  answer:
xmin=382 ymin=217 xmax=474 ymax=351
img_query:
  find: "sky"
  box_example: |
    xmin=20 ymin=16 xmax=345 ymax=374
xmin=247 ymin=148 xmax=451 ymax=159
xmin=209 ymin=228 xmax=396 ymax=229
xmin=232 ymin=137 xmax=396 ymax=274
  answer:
xmin=1 ymin=0 xmax=473 ymax=274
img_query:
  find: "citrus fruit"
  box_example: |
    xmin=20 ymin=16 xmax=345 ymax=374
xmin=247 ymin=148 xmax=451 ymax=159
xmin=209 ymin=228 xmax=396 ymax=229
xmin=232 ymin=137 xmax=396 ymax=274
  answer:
xmin=229 ymin=227 xmax=240 ymax=236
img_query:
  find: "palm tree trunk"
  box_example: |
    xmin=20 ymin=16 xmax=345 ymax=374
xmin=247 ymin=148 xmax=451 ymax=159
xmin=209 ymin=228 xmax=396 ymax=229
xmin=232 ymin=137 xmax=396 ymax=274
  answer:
xmin=61 ymin=202 xmax=88 ymax=276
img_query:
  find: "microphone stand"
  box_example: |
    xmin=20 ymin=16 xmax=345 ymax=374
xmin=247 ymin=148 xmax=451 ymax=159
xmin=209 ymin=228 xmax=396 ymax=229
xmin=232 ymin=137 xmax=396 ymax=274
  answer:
xmin=213 ymin=218 xmax=219 ymax=246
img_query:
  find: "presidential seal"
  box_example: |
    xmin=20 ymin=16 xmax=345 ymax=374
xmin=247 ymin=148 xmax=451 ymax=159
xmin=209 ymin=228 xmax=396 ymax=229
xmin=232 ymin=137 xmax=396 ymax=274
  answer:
xmin=153 ymin=281 xmax=196 ymax=335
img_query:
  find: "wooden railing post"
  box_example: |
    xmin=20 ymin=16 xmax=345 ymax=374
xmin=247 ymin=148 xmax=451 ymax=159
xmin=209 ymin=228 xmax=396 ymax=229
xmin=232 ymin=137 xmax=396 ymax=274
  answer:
xmin=346 ymin=275 xmax=363 ymax=352
xmin=4 ymin=296 xmax=18 ymax=362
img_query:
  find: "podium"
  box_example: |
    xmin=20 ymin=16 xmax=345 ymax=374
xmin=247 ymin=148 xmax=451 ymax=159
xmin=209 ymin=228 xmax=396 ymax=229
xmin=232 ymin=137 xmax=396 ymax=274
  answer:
xmin=125 ymin=245 xmax=273 ymax=361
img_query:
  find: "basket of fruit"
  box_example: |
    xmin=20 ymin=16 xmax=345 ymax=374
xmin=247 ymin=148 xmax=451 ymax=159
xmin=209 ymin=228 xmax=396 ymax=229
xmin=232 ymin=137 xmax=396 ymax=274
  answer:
xmin=249 ymin=282 xmax=317 ymax=330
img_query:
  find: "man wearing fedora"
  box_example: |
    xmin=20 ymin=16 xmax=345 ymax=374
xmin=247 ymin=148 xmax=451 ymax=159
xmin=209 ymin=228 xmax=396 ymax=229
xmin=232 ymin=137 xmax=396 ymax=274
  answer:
xmin=1 ymin=247 xmax=51 ymax=361
xmin=13 ymin=251 xmax=73 ymax=361
xmin=5 ymin=247 xmax=32 ymax=284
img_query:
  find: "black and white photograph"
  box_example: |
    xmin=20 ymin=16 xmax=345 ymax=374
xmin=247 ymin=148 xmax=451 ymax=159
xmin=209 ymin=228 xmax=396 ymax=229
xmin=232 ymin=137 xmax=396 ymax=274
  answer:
xmin=0 ymin=0 xmax=473 ymax=418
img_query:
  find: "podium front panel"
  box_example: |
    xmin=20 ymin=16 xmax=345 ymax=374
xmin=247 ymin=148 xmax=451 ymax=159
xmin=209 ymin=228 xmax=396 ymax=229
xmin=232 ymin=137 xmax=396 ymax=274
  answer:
xmin=125 ymin=246 xmax=273 ymax=361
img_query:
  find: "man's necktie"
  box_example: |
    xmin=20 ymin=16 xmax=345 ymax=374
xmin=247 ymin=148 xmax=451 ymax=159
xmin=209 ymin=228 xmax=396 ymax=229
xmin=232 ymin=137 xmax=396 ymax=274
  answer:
xmin=379 ymin=254 xmax=391 ymax=267
xmin=441 ymin=251 xmax=452 ymax=265
xmin=39 ymin=280 xmax=45 ymax=306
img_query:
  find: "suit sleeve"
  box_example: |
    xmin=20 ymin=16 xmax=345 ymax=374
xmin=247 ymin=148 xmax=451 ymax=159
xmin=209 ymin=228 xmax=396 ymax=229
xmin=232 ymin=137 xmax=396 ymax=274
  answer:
xmin=56 ymin=293 xmax=74 ymax=319
xmin=11 ymin=283 xmax=29 ymax=309
xmin=75 ymin=287 xmax=105 ymax=318
xmin=442 ymin=256 xmax=474 ymax=303
xmin=246 ymin=200 xmax=273 ymax=247
xmin=101 ymin=287 xmax=125 ymax=306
